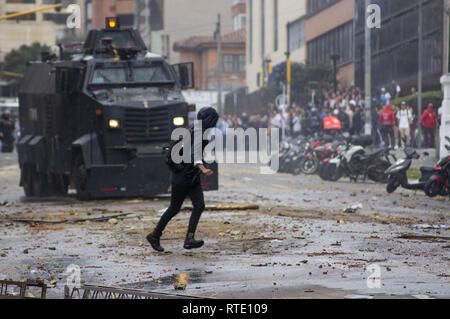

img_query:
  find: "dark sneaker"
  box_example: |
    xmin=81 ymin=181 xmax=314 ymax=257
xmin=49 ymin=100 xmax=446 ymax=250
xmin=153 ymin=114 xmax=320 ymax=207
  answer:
xmin=146 ymin=232 xmax=164 ymax=252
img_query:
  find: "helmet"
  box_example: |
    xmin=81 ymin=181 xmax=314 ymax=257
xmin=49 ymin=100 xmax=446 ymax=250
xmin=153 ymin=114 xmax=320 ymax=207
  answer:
xmin=197 ymin=107 xmax=219 ymax=130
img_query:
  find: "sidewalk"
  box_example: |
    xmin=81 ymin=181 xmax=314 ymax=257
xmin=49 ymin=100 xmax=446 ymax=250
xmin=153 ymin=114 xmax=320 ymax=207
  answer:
xmin=390 ymin=148 xmax=438 ymax=169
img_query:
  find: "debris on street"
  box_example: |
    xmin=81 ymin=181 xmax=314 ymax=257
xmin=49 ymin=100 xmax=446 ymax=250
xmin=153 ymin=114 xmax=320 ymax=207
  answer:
xmin=343 ymin=203 xmax=363 ymax=214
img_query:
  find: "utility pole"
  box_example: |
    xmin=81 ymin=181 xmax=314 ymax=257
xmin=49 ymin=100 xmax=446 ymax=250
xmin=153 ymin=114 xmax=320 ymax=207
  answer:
xmin=418 ymin=0 xmax=424 ymax=147
xmin=364 ymin=0 xmax=372 ymax=135
xmin=134 ymin=0 xmax=141 ymax=32
xmin=331 ymin=54 xmax=339 ymax=94
xmin=215 ymin=14 xmax=223 ymax=115
xmin=144 ymin=0 xmax=150 ymax=50
xmin=286 ymin=22 xmax=291 ymax=106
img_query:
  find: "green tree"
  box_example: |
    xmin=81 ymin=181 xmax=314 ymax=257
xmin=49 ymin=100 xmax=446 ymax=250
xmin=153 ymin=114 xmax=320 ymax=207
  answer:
xmin=2 ymin=42 xmax=50 ymax=89
xmin=266 ymin=62 xmax=334 ymax=106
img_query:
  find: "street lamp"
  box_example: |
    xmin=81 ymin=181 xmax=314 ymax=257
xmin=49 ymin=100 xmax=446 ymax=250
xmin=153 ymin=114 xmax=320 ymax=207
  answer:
xmin=330 ymin=54 xmax=340 ymax=94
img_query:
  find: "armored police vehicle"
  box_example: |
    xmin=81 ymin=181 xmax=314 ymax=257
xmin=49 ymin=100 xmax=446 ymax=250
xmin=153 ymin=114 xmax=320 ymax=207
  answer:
xmin=17 ymin=18 xmax=218 ymax=200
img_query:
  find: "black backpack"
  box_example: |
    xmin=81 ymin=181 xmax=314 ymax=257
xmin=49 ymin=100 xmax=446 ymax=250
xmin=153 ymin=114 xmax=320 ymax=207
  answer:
xmin=165 ymin=136 xmax=186 ymax=172
xmin=165 ymin=128 xmax=195 ymax=172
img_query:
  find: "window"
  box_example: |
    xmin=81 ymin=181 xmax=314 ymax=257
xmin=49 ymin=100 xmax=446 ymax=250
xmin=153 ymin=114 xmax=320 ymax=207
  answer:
xmin=307 ymin=21 xmax=353 ymax=66
xmin=91 ymin=68 xmax=127 ymax=84
xmin=234 ymin=13 xmax=247 ymax=31
xmin=6 ymin=12 xmax=35 ymax=20
xmin=43 ymin=13 xmax=70 ymax=24
xmin=150 ymin=0 xmax=164 ymax=31
xmin=91 ymin=64 xmax=172 ymax=84
xmin=96 ymin=30 xmax=138 ymax=50
xmin=6 ymin=0 xmax=35 ymax=3
xmin=131 ymin=66 xmax=171 ymax=83
xmin=288 ymin=18 xmax=305 ymax=52
xmin=223 ymin=55 xmax=246 ymax=73
xmin=307 ymin=0 xmax=340 ymax=15
xmin=117 ymin=14 xmax=134 ymax=27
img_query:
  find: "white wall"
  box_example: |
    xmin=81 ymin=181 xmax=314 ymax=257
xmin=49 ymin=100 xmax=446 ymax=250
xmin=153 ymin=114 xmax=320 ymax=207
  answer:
xmin=440 ymin=75 xmax=450 ymax=158
xmin=246 ymin=0 xmax=307 ymax=93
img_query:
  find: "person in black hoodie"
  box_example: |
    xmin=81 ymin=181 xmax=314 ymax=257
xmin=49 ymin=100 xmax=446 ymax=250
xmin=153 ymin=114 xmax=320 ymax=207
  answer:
xmin=146 ymin=107 xmax=219 ymax=252
xmin=337 ymin=107 xmax=350 ymax=133
xmin=0 ymin=112 xmax=15 ymax=153
xmin=352 ymin=105 xmax=364 ymax=136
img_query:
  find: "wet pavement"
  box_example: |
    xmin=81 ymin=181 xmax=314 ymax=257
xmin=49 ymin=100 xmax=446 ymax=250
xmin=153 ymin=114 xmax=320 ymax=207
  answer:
xmin=0 ymin=151 xmax=448 ymax=299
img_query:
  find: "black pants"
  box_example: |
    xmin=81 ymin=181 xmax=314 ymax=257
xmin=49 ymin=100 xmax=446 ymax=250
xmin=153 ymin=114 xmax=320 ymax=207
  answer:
xmin=1 ymin=139 xmax=14 ymax=153
xmin=381 ymin=126 xmax=395 ymax=148
xmin=154 ymin=183 xmax=205 ymax=237
xmin=423 ymin=127 xmax=435 ymax=148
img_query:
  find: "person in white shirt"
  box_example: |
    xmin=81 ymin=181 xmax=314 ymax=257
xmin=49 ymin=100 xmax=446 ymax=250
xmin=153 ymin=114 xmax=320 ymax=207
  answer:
xmin=397 ymin=102 xmax=412 ymax=147
xmin=380 ymin=88 xmax=391 ymax=105
xmin=274 ymin=108 xmax=288 ymax=140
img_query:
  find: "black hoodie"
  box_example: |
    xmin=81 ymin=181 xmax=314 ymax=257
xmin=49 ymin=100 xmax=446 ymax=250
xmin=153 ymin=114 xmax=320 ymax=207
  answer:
xmin=171 ymin=107 xmax=218 ymax=186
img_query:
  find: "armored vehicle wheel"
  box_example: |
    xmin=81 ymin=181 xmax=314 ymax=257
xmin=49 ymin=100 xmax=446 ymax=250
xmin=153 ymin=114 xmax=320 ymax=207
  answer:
xmin=49 ymin=174 xmax=69 ymax=196
xmin=30 ymin=167 xmax=49 ymax=197
xmin=22 ymin=165 xmax=34 ymax=197
xmin=74 ymin=155 xmax=91 ymax=201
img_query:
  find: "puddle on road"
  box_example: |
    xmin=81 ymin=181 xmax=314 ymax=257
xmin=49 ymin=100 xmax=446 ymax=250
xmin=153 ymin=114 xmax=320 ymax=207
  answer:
xmin=123 ymin=270 xmax=206 ymax=291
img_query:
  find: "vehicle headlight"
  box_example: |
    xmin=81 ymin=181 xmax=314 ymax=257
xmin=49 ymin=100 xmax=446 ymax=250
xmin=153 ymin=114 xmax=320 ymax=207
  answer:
xmin=173 ymin=117 xmax=185 ymax=126
xmin=108 ymin=119 xmax=120 ymax=129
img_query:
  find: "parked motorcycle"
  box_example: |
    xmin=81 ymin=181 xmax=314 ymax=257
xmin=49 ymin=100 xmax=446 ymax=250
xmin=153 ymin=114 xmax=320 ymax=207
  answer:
xmin=321 ymin=140 xmax=394 ymax=183
xmin=423 ymin=137 xmax=450 ymax=198
xmin=298 ymin=140 xmax=322 ymax=175
xmin=278 ymin=137 xmax=308 ymax=174
xmin=385 ymin=148 xmax=434 ymax=194
xmin=303 ymin=141 xmax=344 ymax=175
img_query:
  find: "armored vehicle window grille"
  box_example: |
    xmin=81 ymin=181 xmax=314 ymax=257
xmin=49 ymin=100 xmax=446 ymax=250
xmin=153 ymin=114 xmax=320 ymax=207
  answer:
xmin=124 ymin=107 xmax=170 ymax=143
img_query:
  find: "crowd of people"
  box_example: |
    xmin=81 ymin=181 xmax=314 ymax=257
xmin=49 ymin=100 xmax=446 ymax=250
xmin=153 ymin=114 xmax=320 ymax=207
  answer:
xmin=217 ymin=87 xmax=369 ymax=139
xmin=217 ymin=82 xmax=442 ymax=149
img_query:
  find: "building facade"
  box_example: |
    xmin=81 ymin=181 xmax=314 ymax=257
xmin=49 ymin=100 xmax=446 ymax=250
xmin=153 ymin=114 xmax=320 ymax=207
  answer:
xmin=246 ymin=0 xmax=307 ymax=93
xmin=354 ymin=0 xmax=445 ymax=93
xmin=305 ymin=0 xmax=355 ymax=89
xmin=0 ymin=0 xmax=85 ymax=62
xmin=174 ymin=28 xmax=246 ymax=91
xmin=148 ymin=0 xmax=235 ymax=64
xmin=91 ymin=0 xmax=135 ymax=29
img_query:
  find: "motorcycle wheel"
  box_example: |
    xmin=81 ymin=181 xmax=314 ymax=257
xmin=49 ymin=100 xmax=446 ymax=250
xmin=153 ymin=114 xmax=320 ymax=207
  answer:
xmin=300 ymin=156 xmax=319 ymax=175
xmin=368 ymin=161 xmax=391 ymax=184
xmin=321 ymin=163 xmax=342 ymax=182
xmin=424 ymin=178 xmax=443 ymax=198
xmin=386 ymin=176 xmax=399 ymax=194
xmin=319 ymin=163 xmax=329 ymax=181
